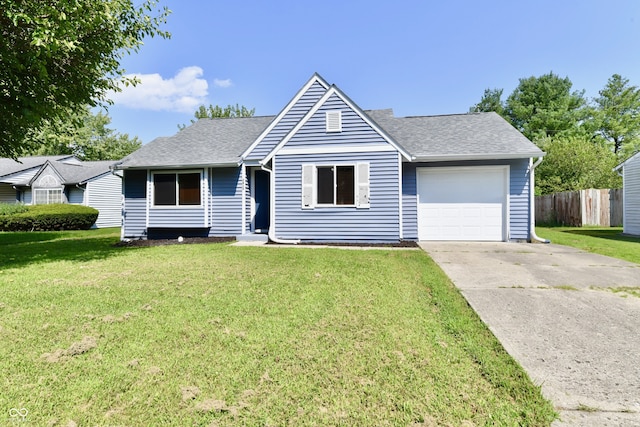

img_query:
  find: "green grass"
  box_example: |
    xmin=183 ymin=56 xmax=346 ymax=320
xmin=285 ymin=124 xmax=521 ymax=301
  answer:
xmin=0 ymin=230 xmax=556 ymax=426
xmin=536 ymin=226 xmax=640 ymax=264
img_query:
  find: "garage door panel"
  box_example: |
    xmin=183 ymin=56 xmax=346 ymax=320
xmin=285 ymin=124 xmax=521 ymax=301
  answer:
xmin=417 ymin=167 xmax=507 ymax=241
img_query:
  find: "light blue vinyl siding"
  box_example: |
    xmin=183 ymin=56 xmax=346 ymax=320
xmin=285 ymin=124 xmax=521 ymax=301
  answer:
xmin=245 ymin=81 xmax=327 ymax=160
xmin=286 ymin=94 xmax=389 ymax=148
xmin=209 ymin=167 xmax=243 ymax=236
xmin=148 ymin=170 xmax=205 ymax=228
xmin=402 ymin=163 xmax=418 ymax=240
xmin=67 ymin=187 xmax=85 ymax=204
xmin=273 ymin=151 xmax=401 ymax=242
xmin=122 ymin=169 xmax=147 ymax=238
xmin=402 ymin=159 xmax=532 ymax=241
xmin=508 ymin=159 xmax=531 ymax=240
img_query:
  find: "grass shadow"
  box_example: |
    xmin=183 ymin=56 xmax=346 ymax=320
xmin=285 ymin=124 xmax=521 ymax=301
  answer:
xmin=561 ymin=228 xmax=640 ymax=243
xmin=0 ymin=229 xmax=137 ymax=270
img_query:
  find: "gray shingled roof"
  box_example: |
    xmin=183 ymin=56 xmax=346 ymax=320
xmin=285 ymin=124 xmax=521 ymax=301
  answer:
xmin=117 ymin=116 xmax=276 ymax=169
xmin=0 ymin=155 xmax=73 ymax=179
xmin=45 ymin=161 xmax=116 ymax=184
xmin=115 ymin=109 xmax=542 ymax=170
xmin=0 ymin=156 xmax=116 ymax=185
xmin=366 ymin=110 xmax=544 ymax=161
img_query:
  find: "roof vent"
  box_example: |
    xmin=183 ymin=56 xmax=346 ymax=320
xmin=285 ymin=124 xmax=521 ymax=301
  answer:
xmin=326 ymin=110 xmax=342 ymax=133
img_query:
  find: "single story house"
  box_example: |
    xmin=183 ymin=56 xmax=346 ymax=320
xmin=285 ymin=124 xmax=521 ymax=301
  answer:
xmin=0 ymin=155 xmax=122 ymax=228
xmin=114 ymin=73 xmax=545 ymax=243
xmin=615 ymin=152 xmax=640 ymax=236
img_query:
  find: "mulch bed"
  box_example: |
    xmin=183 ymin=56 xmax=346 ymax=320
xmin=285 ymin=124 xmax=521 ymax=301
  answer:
xmin=115 ymin=237 xmax=419 ymax=248
xmin=114 ymin=236 xmax=235 ymax=247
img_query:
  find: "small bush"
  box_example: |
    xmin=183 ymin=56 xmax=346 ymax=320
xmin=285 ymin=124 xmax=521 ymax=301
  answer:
xmin=0 ymin=202 xmax=29 ymax=216
xmin=0 ymin=204 xmax=99 ymax=231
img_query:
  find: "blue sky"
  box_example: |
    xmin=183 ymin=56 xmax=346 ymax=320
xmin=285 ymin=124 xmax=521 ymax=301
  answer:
xmin=106 ymin=0 xmax=640 ymax=144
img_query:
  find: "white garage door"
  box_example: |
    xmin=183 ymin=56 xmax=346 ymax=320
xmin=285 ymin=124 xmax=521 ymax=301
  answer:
xmin=417 ymin=166 xmax=508 ymax=241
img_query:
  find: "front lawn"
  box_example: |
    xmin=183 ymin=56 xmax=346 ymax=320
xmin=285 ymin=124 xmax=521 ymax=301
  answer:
xmin=0 ymin=230 xmax=555 ymax=426
xmin=536 ymin=226 xmax=640 ymax=264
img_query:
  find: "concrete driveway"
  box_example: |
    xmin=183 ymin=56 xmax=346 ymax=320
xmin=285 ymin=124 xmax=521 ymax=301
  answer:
xmin=420 ymin=242 xmax=640 ymax=426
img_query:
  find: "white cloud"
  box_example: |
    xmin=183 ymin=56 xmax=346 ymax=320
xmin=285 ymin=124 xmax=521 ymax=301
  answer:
xmin=109 ymin=66 xmax=209 ymax=113
xmin=213 ymin=78 xmax=233 ymax=88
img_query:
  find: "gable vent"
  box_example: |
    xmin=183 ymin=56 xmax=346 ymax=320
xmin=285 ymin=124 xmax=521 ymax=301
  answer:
xmin=325 ymin=110 xmax=342 ymax=133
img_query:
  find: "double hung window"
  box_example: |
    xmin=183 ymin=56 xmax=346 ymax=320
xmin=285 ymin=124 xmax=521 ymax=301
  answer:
xmin=153 ymin=172 xmax=201 ymax=206
xmin=34 ymin=188 xmax=63 ymax=205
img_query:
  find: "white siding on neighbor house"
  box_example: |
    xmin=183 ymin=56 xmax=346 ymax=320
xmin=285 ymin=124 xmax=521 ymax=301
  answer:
xmin=0 ymin=184 xmax=17 ymax=203
xmin=401 ymin=159 xmax=531 ymax=241
xmin=208 ymin=167 xmax=244 ymax=236
xmin=273 ymin=151 xmax=401 ymax=242
xmin=245 ymin=81 xmax=327 ymax=160
xmin=623 ymin=154 xmax=640 ymax=236
xmin=86 ymin=172 xmax=122 ymax=228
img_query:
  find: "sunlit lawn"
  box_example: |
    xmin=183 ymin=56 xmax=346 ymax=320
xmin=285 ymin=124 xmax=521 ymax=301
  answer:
xmin=0 ymin=229 xmax=555 ymax=426
xmin=536 ymin=226 xmax=640 ymax=265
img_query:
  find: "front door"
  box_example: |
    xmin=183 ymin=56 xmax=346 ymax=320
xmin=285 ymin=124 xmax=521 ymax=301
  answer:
xmin=254 ymin=169 xmax=270 ymax=232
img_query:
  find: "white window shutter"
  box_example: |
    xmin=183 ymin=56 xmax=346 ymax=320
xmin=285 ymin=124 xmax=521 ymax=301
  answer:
xmin=301 ymin=164 xmax=315 ymax=209
xmin=356 ymin=162 xmax=370 ymax=208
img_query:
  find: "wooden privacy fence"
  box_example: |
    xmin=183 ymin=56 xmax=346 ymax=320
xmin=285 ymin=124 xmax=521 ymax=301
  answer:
xmin=535 ymin=189 xmax=623 ymax=227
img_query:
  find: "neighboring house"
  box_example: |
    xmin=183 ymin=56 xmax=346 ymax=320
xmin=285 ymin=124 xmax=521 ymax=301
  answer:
xmin=114 ymin=73 xmax=544 ymax=243
xmin=615 ymin=152 xmax=640 ymax=236
xmin=0 ymin=155 xmax=122 ymax=228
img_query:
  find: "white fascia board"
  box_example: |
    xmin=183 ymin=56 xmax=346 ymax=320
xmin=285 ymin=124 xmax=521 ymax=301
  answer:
xmin=115 ymin=162 xmax=240 ymax=170
xmin=240 ymin=73 xmax=331 ymax=160
xmin=614 ymin=151 xmax=640 ymax=171
xmin=278 ymin=144 xmax=396 ymax=156
xmin=262 ymin=85 xmax=411 ymax=164
xmin=411 ymin=152 xmax=545 ymax=163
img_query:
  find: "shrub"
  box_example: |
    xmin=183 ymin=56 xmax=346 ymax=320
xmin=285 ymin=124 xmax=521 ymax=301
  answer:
xmin=0 ymin=204 xmax=99 ymax=231
xmin=0 ymin=202 xmax=29 ymax=216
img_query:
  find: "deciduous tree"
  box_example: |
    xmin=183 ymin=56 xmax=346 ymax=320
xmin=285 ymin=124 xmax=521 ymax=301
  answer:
xmin=24 ymin=107 xmax=142 ymax=161
xmin=504 ymin=72 xmax=588 ymax=141
xmin=0 ymin=0 xmax=170 ymax=158
xmin=179 ymin=104 xmax=256 ymax=129
xmin=535 ymin=136 xmax=621 ymax=195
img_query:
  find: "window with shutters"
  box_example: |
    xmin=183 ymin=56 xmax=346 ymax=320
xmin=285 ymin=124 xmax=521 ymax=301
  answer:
xmin=152 ymin=171 xmax=202 ymax=207
xmin=301 ymin=163 xmax=369 ymax=209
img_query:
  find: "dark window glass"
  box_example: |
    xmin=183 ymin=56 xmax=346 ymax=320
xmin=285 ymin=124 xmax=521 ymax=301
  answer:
xmin=317 ymin=167 xmax=334 ymax=204
xmin=336 ymin=166 xmax=354 ymax=205
xmin=179 ymin=173 xmax=201 ymax=205
xmin=154 ymin=174 xmax=176 ymax=205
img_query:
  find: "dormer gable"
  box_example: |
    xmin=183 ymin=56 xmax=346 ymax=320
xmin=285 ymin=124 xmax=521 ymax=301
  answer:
xmin=242 ymin=73 xmax=330 ymax=162
xmin=262 ymin=84 xmax=411 ymax=164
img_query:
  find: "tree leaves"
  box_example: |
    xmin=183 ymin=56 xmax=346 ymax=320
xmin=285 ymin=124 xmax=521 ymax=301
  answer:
xmin=178 ymin=104 xmax=255 ymax=130
xmin=0 ymin=0 xmax=170 ymax=159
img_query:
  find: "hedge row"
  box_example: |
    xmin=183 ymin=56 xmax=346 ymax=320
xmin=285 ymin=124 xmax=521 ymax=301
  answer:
xmin=0 ymin=204 xmax=99 ymax=231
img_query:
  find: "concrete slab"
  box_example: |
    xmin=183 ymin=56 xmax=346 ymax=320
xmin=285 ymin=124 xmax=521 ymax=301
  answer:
xmin=420 ymin=242 xmax=640 ymax=426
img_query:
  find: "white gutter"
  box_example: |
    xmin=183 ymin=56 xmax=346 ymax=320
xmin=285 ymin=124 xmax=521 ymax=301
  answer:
xmin=529 ymin=157 xmax=550 ymax=243
xmin=260 ymin=163 xmax=300 ymax=245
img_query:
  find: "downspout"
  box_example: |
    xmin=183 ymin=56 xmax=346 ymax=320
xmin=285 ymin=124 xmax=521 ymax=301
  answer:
xmin=529 ymin=157 xmax=550 ymax=243
xmin=260 ymin=163 xmax=300 ymax=244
